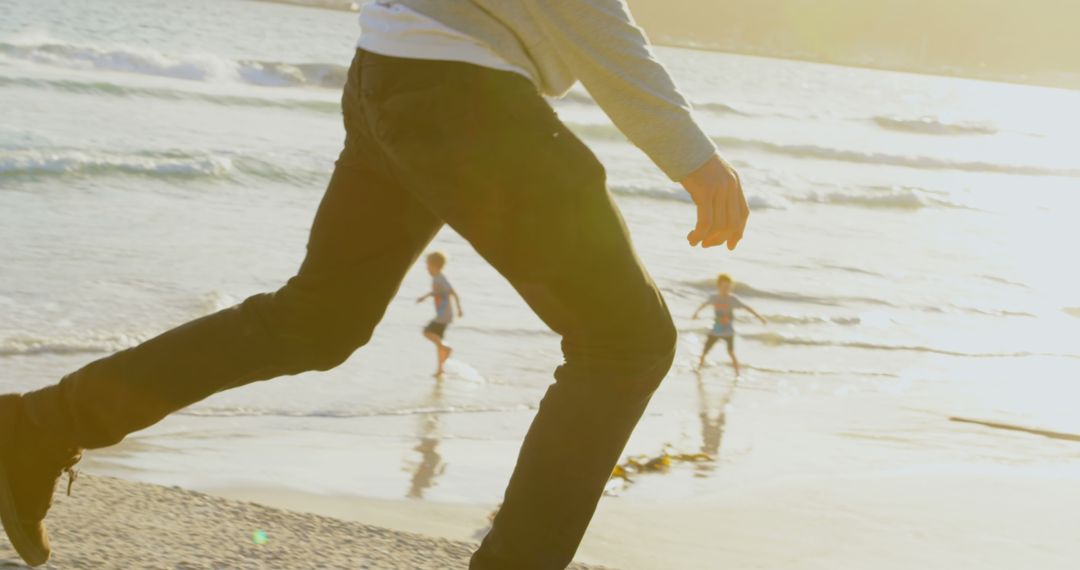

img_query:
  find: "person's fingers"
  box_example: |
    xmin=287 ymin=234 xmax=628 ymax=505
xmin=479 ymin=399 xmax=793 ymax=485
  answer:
xmin=686 ymin=164 xmax=750 ymax=248
xmin=725 ymin=195 xmax=739 ymax=234
xmin=692 ymin=192 xmax=714 ymax=246
xmin=727 ymin=230 xmax=743 ymax=250
xmin=727 ymin=200 xmax=749 ymax=250
xmin=688 ymin=189 xmax=714 ymax=246
xmin=702 ymin=189 xmax=732 ymax=247
xmin=702 ymin=227 xmax=732 ymax=248
xmin=723 ymin=171 xmax=749 ymax=250
xmin=721 ymin=200 xmax=738 ymax=250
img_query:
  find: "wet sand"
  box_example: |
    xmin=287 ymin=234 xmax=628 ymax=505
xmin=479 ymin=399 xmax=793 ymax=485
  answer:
xmin=221 ymin=462 xmax=1080 ymax=570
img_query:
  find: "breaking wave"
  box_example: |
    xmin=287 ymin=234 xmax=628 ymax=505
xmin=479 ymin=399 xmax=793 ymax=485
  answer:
xmin=872 ymin=115 xmax=998 ymax=136
xmin=608 ymin=183 xmax=788 ymax=210
xmin=0 ymin=333 xmax=143 ymax=357
xmin=0 ymin=149 xmax=328 ymax=185
xmin=562 ymin=119 xmax=1078 ymax=178
xmin=0 ymin=150 xmax=233 ymax=178
xmin=608 ymin=181 xmax=958 ymax=212
xmin=681 ymin=280 xmax=897 ymax=309
xmin=178 ymin=403 xmax=536 ymax=419
xmin=0 ymin=76 xmax=341 ymax=113
xmin=250 ymin=0 xmax=358 ymax=11
xmin=797 ymin=186 xmax=967 ymax=210
xmin=760 ymin=314 xmax=861 ymax=326
xmin=0 ymin=40 xmax=348 ymax=88
xmin=679 ymin=279 xmax=1035 ymax=318
xmin=742 ymin=331 xmax=1079 ymax=359
xmin=558 ymin=90 xmax=750 ymax=117
xmin=709 ymin=135 xmax=1080 ymax=178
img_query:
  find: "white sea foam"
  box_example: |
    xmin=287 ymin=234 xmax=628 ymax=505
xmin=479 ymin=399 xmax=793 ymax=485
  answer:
xmin=746 ymin=194 xmax=791 ymax=210
xmin=681 ymin=279 xmax=897 ymax=308
xmin=760 ymin=314 xmax=862 ymax=326
xmin=710 ymin=135 xmax=1080 ymax=178
xmin=177 ymin=403 xmax=535 ymax=419
xmin=678 ymin=279 xmax=1037 ymax=319
xmin=609 ymin=183 xmax=788 ymax=210
xmin=741 ymin=331 xmax=1074 ymax=359
xmin=0 ymin=76 xmax=342 ymax=113
xmin=696 ymin=100 xmax=753 ymax=116
xmin=0 ymin=150 xmax=233 ymax=178
xmin=565 ymin=119 xmax=1079 ymax=177
xmin=873 ymin=115 xmax=999 ymax=136
xmin=799 ymin=186 xmax=965 ymax=210
xmin=0 ymin=149 xmax=334 ymax=185
xmin=0 ymin=40 xmax=347 ymax=88
xmin=0 ymin=332 xmax=143 ymax=357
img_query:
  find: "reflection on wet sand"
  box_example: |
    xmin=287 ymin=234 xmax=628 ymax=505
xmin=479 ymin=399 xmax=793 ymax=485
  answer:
xmin=605 ymin=372 xmax=736 ymax=493
xmin=407 ymin=381 xmax=446 ymax=499
xmin=696 ymin=371 xmax=738 ymax=475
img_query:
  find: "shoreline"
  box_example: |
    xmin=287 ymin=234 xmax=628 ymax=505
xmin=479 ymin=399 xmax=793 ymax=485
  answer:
xmin=222 ymin=461 xmax=1080 ymax=570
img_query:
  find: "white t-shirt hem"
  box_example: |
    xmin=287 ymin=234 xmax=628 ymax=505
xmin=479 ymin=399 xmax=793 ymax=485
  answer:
xmin=357 ymin=3 xmax=534 ymax=84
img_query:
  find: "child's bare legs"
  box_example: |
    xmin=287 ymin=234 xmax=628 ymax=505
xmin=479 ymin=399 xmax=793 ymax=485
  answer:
xmin=423 ymin=331 xmax=451 ymax=376
xmin=700 ymin=335 xmax=738 ymax=375
xmin=699 ymin=335 xmax=719 ymax=370
xmin=723 ymin=336 xmax=740 ymax=376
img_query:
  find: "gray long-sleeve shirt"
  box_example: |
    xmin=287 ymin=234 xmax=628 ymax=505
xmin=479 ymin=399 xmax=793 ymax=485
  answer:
xmin=389 ymin=0 xmax=718 ymax=182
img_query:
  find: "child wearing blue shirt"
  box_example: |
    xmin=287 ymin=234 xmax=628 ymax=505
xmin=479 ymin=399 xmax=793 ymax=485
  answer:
xmin=693 ymin=273 xmax=765 ymax=374
xmin=416 ymin=251 xmax=463 ymax=377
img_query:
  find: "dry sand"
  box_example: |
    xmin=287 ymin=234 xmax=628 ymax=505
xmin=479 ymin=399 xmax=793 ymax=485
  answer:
xmin=0 ymin=475 xmax=603 ymax=569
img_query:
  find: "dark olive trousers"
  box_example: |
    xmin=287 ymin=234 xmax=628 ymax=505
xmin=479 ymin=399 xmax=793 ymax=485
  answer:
xmin=24 ymin=50 xmax=677 ymax=569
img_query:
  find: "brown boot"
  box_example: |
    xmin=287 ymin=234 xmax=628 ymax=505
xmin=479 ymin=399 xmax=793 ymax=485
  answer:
xmin=0 ymin=394 xmax=82 ymax=567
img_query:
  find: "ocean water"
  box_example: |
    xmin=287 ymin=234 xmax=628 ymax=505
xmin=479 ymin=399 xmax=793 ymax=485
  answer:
xmin=3 ymin=0 xmax=1080 ymax=522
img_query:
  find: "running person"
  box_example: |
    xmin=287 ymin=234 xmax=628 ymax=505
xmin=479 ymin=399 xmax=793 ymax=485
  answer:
xmin=0 ymin=1 xmax=750 ymax=568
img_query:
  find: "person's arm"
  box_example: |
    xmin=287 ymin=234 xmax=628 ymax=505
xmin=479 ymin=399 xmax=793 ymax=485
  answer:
xmin=743 ymin=304 xmax=767 ymax=325
xmin=524 ymin=0 xmax=749 ymax=249
xmin=451 ymin=290 xmax=464 ymax=318
xmin=692 ymin=300 xmax=710 ymax=320
xmin=416 ymin=292 xmax=433 ymax=304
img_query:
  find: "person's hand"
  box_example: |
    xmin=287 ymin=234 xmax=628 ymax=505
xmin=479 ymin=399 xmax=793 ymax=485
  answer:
xmin=416 ymin=297 xmax=425 ymax=304
xmin=681 ymin=154 xmax=748 ymax=250
xmin=458 ymin=310 xmax=464 ymax=318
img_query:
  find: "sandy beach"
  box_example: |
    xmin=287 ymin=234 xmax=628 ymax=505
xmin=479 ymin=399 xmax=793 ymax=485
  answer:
xmin=0 ymin=475 xmax=601 ymax=569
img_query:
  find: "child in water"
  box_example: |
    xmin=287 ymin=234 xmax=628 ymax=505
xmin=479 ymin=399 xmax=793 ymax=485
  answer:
xmin=693 ymin=273 xmax=766 ymax=374
xmin=417 ymin=251 xmax=463 ymax=377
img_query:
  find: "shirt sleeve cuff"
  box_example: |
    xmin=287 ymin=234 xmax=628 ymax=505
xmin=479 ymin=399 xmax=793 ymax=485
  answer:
xmin=649 ymin=121 xmax=718 ymax=182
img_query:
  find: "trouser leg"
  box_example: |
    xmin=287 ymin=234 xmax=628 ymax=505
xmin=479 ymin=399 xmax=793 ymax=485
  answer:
xmin=22 ymin=50 xmax=441 ymax=450
xmin=360 ymin=54 xmax=678 ymax=569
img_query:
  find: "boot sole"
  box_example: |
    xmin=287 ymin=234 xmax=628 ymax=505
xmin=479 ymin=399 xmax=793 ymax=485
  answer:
xmin=0 ymin=439 xmax=50 ymax=567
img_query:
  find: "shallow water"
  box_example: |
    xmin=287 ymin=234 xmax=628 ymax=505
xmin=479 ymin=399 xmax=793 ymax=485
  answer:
xmin=3 ymin=0 xmax=1080 ymax=515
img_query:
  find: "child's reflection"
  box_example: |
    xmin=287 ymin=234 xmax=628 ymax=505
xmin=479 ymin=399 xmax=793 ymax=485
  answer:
xmin=695 ymin=372 xmax=738 ymax=475
xmin=408 ymin=381 xmax=447 ymax=499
